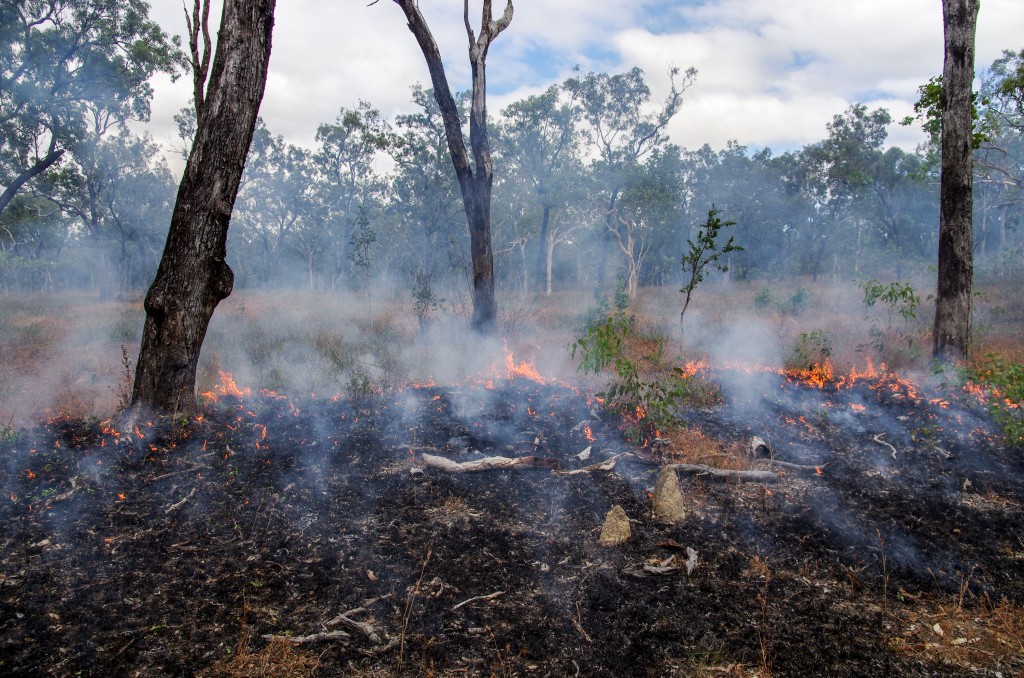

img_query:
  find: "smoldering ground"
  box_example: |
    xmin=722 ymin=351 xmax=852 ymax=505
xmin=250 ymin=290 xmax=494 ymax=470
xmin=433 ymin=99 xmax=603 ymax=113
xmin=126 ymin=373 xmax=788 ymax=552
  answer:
xmin=0 ymin=280 xmax=1023 ymax=676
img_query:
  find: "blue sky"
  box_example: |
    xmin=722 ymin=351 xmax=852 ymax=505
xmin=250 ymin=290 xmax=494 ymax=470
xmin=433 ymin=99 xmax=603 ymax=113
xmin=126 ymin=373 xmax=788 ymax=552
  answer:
xmin=143 ymin=0 xmax=1024 ymax=168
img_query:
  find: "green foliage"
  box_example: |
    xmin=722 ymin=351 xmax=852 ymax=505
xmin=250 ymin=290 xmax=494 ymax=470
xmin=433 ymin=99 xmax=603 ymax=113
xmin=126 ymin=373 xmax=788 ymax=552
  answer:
xmin=858 ymin=280 xmax=922 ymax=368
xmin=786 ymin=330 xmax=832 ymax=371
xmin=785 ymin=287 xmax=811 ymax=316
xmin=753 ymin=287 xmax=776 ymax=311
xmin=569 ymin=312 xmax=720 ymax=440
xmin=679 ymin=207 xmax=743 ymax=328
xmin=861 ymin=279 xmax=920 ymax=323
xmin=971 ymin=354 xmax=1024 ymax=447
xmin=899 ymin=75 xmax=990 ymax=149
xmin=412 ymin=274 xmax=442 ymax=331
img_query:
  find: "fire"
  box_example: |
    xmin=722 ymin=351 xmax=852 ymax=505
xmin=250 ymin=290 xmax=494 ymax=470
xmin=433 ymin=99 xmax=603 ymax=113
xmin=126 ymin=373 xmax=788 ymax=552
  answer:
xmin=583 ymin=426 xmax=595 ymax=442
xmin=200 ymin=371 xmax=252 ymax=402
xmin=678 ymin=357 xmax=709 ymax=379
xmin=503 ymin=344 xmax=546 ymax=384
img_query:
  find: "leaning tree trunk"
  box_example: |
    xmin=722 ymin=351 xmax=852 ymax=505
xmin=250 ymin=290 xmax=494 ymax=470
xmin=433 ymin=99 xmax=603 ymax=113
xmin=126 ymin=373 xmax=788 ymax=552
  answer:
xmin=394 ymin=0 xmax=511 ymax=333
xmin=128 ymin=0 xmax=276 ymax=417
xmin=933 ymin=0 xmax=979 ymax=363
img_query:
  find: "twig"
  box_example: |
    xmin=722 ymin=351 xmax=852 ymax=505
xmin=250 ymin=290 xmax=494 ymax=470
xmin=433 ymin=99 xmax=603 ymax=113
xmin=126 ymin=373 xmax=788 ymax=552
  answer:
xmin=765 ymin=459 xmax=830 ymax=473
xmin=451 ymin=590 xmax=505 ymax=611
xmin=873 ymin=433 xmax=898 ymax=459
xmin=148 ymin=465 xmax=211 ymax=483
xmin=326 ymin=608 xmax=382 ymax=645
xmin=164 ymin=487 xmax=197 ymax=515
xmin=261 ymin=630 xmax=350 ymax=645
xmin=669 ymin=463 xmax=779 ymax=483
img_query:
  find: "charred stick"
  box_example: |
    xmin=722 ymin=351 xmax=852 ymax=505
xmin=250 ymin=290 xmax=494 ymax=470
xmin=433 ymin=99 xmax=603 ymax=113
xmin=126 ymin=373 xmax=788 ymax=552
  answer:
xmin=765 ymin=459 xmax=830 ymax=473
xmin=164 ymin=487 xmax=197 ymax=515
xmin=669 ymin=463 xmax=779 ymax=483
xmin=873 ymin=433 xmax=898 ymax=459
xmin=148 ymin=465 xmax=211 ymax=483
xmin=451 ymin=590 xmax=506 ymax=611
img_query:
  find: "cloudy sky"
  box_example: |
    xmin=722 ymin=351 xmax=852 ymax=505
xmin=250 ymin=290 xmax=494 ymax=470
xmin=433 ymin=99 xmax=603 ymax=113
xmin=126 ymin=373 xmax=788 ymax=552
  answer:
xmin=143 ymin=0 xmax=1024 ymax=166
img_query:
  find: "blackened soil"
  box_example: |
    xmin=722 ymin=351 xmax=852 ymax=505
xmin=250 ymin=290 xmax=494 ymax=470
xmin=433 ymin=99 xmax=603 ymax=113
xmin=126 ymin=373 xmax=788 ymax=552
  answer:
xmin=0 ymin=374 xmax=1022 ymax=676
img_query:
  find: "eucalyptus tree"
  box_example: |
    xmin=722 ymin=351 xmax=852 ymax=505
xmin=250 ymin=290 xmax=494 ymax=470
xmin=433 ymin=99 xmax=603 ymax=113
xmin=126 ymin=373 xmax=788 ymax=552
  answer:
xmin=499 ymin=85 xmax=583 ymax=294
xmin=564 ymin=66 xmax=696 ymax=290
xmin=389 ymin=0 xmax=514 ymax=333
xmin=0 ymin=0 xmax=183 ymax=216
xmin=130 ymin=0 xmax=277 ymax=418
xmin=388 ymin=86 xmax=467 ymax=291
xmin=232 ymin=124 xmax=315 ymax=286
xmin=313 ymin=102 xmax=393 ymax=288
xmin=934 ymin=0 xmax=980 ymax=362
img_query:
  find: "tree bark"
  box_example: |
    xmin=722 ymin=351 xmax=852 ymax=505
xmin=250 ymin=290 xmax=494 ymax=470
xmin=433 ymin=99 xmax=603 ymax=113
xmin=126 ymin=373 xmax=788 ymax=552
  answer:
xmin=393 ymin=0 xmax=512 ymax=333
xmin=933 ymin=0 xmax=979 ymax=363
xmin=128 ymin=0 xmax=276 ymax=417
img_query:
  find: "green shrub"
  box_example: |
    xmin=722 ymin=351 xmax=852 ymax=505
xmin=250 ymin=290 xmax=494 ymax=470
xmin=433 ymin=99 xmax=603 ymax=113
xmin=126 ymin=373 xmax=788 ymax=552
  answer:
xmin=972 ymin=354 xmax=1024 ymax=447
xmin=786 ymin=329 xmax=832 ymax=371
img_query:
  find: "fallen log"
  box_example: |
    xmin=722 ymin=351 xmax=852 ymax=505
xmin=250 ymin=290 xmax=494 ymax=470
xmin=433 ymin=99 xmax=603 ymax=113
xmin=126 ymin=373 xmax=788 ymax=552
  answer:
xmin=421 ymin=453 xmax=558 ymax=473
xmin=669 ymin=463 xmax=779 ymax=483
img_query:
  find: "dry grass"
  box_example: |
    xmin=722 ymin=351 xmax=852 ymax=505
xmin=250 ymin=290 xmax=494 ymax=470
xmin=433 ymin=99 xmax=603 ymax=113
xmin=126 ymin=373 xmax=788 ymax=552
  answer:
xmin=1 ymin=275 xmax=1022 ymax=429
xmin=890 ymin=588 xmax=1024 ymax=674
xmin=203 ymin=635 xmax=320 ymax=678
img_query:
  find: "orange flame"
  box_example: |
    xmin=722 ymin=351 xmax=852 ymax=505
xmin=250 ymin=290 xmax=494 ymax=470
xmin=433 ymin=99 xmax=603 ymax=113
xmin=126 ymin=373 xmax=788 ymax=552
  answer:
xmin=583 ymin=426 xmax=595 ymax=442
xmin=504 ymin=344 xmax=546 ymax=384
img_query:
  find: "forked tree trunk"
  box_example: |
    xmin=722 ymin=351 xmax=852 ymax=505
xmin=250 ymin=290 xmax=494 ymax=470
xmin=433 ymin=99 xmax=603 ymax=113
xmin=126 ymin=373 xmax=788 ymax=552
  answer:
xmin=933 ymin=0 xmax=979 ymax=363
xmin=128 ymin=0 xmax=276 ymax=417
xmin=393 ymin=0 xmax=512 ymax=333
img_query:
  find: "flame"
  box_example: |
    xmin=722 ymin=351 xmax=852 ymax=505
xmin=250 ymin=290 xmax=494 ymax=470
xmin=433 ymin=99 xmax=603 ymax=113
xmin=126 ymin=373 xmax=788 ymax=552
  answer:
xmin=503 ymin=344 xmax=546 ymax=384
xmin=201 ymin=371 xmax=252 ymax=402
xmin=25 ymin=469 xmax=35 ymax=479
xmin=678 ymin=357 xmax=709 ymax=378
xmin=583 ymin=426 xmax=595 ymax=442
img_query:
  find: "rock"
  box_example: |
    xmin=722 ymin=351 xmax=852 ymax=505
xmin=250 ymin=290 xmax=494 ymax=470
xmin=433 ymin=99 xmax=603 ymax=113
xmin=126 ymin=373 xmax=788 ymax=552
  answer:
xmin=599 ymin=505 xmax=631 ymax=546
xmin=653 ymin=466 xmax=687 ymax=523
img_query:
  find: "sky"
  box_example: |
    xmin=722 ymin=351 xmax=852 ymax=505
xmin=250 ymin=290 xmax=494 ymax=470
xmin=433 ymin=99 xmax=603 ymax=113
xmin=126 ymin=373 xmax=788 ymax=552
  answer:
xmin=142 ymin=0 xmax=1024 ymax=168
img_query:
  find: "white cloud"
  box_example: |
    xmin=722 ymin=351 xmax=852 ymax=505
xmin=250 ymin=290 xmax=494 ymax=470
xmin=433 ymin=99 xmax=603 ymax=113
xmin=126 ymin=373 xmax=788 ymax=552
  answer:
xmin=141 ymin=0 xmax=1024 ymax=163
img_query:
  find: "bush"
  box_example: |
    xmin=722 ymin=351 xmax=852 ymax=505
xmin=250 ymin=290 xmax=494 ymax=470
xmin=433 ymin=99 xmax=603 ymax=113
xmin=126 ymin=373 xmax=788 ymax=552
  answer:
xmin=786 ymin=329 xmax=832 ymax=371
xmin=972 ymin=354 xmax=1024 ymax=447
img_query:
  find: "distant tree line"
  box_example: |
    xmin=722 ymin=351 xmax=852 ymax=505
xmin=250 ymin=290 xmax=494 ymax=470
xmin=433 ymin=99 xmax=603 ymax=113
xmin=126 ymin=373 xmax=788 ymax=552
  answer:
xmin=1 ymin=6 xmax=1022 ymax=300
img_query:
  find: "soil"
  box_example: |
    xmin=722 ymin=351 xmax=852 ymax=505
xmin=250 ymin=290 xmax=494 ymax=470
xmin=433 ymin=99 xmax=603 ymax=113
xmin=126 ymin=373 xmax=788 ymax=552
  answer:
xmin=1 ymin=369 xmax=1022 ymax=677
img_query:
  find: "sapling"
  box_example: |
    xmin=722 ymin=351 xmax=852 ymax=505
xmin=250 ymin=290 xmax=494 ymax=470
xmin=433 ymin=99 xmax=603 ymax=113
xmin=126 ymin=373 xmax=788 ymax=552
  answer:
xmin=679 ymin=207 xmax=742 ymax=332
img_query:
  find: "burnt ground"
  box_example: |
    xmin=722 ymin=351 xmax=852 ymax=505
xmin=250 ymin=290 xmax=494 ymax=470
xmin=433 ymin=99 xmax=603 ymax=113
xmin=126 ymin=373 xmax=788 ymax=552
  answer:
xmin=1 ymin=370 xmax=1022 ymax=677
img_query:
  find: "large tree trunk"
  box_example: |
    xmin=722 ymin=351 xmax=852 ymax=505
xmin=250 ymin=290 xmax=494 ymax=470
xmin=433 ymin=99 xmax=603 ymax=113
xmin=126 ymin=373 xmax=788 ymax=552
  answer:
xmin=128 ymin=0 xmax=276 ymax=417
xmin=933 ymin=0 xmax=979 ymax=363
xmin=394 ymin=0 xmax=511 ymax=333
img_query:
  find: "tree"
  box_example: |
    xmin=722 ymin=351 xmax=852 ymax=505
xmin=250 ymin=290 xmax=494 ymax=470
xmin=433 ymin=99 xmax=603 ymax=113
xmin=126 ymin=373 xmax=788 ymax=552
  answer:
xmin=129 ymin=0 xmax=277 ymax=417
xmin=500 ymin=85 xmax=582 ymax=294
xmin=0 ymin=0 xmax=182 ymax=216
xmin=390 ymin=0 xmax=513 ymax=333
xmin=933 ymin=0 xmax=980 ymax=362
xmin=564 ymin=66 xmax=696 ymax=292
xmin=679 ymin=207 xmax=740 ymax=331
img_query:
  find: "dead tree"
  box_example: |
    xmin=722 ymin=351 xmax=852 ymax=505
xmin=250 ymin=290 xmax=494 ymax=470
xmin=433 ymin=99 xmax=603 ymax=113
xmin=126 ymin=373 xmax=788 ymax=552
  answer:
xmin=392 ymin=0 xmax=513 ymax=333
xmin=933 ymin=0 xmax=979 ymax=362
xmin=128 ymin=0 xmax=276 ymax=417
